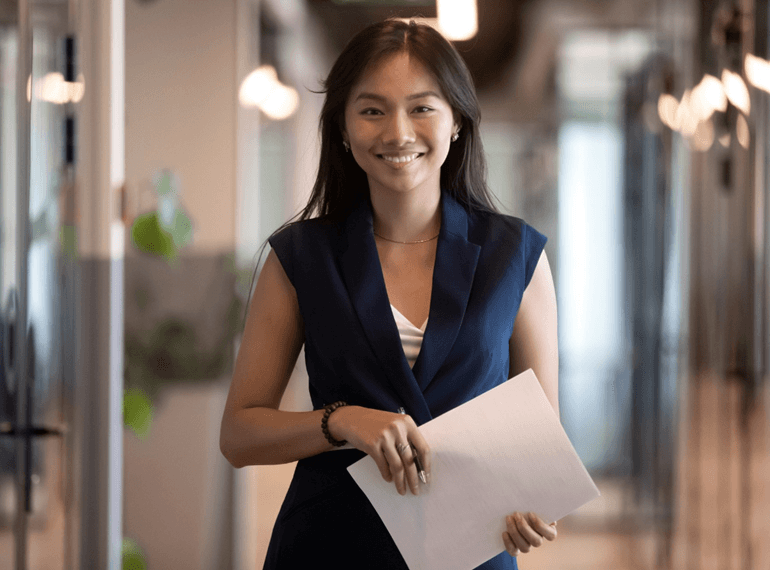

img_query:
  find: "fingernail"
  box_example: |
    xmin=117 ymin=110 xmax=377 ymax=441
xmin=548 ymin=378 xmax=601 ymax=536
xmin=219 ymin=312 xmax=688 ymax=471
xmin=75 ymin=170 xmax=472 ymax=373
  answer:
xmin=419 ymin=470 xmax=427 ymax=484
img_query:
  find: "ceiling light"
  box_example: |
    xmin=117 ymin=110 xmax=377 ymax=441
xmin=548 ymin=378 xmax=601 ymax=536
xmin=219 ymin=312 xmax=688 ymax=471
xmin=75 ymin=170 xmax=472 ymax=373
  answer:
xmin=657 ymin=93 xmax=679 ymax=130
xmin=239 ymin=65 xmax=279 ymax=109
xmin=689 ymin=74 xmax=727 ymax=121
xmin=745 ymin=53 xmax=770 ymax=94
xmin=721 ymin=68 xmax=751 ymax=115
xmin=437 ymin=0 xmax=478 ymax=41
xmin=260 ymin=84 xmax=299 ymax=120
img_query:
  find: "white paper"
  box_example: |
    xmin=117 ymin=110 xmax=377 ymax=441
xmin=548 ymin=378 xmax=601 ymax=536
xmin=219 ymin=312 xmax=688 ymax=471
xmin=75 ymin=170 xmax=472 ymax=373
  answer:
xmin=347 ymin=369 xmax=601 ymax=570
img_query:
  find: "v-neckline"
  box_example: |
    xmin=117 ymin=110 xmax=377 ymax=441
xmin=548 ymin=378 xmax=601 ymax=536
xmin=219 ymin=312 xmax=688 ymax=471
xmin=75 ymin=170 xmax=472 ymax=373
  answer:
xmin=390 ymin=303 xmax=429 ymax=331
xmin=337 ymin=188 xmax=482 ymax=407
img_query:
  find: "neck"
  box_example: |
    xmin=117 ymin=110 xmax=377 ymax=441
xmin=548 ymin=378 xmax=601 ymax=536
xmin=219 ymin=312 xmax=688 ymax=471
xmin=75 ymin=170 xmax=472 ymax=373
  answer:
xmin=369 ymin=188 xmax=442 ymax=243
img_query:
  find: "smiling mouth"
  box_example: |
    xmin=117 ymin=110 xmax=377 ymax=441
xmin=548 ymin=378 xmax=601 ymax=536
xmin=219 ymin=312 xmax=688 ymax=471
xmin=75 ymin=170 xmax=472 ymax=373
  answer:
xmin=377 ymin=153 xmax=424 ymax=164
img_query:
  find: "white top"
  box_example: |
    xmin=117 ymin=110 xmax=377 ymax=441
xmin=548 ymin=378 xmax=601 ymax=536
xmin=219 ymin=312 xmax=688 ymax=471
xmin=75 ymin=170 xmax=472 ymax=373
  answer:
xmin=390 ymin=303 xmax=427 ymax=369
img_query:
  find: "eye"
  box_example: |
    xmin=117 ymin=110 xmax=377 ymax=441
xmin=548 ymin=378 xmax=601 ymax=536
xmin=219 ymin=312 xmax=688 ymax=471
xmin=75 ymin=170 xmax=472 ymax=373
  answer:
xmin=413 ymin=106 xmax=433 ymax=113
xmin=360 ymin=108 xmax=383 ymax=116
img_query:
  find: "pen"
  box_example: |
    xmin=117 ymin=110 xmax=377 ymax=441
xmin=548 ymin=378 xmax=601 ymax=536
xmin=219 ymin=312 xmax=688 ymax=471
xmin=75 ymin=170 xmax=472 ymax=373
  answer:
xmin=397 ymin=407 xmax=428 ymax=484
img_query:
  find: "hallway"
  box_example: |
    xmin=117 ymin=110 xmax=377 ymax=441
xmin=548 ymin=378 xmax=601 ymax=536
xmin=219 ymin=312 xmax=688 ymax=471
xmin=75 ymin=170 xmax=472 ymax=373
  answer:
xmin=523 ymin=375 xmax=770 ymax=570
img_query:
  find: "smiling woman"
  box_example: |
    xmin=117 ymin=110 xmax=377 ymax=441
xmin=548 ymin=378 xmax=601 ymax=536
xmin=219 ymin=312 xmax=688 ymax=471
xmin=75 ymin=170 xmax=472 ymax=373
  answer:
xmin=221 ymin=18 xmax=558 ymax=570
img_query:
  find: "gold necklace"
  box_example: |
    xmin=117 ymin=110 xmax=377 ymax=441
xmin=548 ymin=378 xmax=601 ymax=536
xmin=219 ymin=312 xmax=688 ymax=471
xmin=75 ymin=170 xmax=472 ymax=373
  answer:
xmin=373 ymin=231 xmax=440 ymax=244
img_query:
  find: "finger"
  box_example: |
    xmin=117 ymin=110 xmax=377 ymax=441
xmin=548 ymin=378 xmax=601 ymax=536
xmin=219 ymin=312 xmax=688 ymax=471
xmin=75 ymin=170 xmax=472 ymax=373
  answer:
xmin=402 ymin=445 xmax=421 ymax=495
xmin=502 ymin=531 xmax=520 ymax=557
xmin=373 ymin=448 xmax=393 ymax=483
xmin=407 ymin=427 xmax=431 ymax=484
xmin=506 ymin=515 xmax=531 ymax=553
xmin=514 ymin=513 xmax=544 ymax=548
xmin=382 ymin=441 xmax=406 ymax=495
xmin=527 ymin=512 xmax=558 ymax=541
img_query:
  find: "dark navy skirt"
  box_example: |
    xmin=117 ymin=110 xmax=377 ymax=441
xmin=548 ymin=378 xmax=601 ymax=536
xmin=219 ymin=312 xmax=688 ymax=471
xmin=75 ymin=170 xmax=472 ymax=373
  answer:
xmin=263 ymin=449 xmax=519 ymax=570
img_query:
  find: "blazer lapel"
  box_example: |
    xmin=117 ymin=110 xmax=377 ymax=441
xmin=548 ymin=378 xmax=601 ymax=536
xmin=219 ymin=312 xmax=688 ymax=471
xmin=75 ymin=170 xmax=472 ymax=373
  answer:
xmin=413 ymin=193 xmax=481 ymax=392
xmin=337 ymin=190 xmax=480 ymax=423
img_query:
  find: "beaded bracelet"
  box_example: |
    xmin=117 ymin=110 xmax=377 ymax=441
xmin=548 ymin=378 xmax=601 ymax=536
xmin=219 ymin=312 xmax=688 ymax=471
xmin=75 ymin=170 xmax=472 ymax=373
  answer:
xmin=322 ymin=401 xmax=348 ymax=447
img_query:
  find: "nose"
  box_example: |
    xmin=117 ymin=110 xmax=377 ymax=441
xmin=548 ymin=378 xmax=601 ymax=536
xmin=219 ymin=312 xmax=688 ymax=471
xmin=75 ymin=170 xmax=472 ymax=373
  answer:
xmin=382 ymin=109 xmax=416 ymax=147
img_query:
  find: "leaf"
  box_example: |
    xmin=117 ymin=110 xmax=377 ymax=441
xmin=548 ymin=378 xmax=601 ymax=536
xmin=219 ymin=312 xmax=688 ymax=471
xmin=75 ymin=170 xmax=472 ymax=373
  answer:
xmin=122 ymin=537 xmax=147 ymax=570
xmin=130 ymin=212 xmax=177 ymax=261
xmin=123 ymin=388 xmax=153 ymax=440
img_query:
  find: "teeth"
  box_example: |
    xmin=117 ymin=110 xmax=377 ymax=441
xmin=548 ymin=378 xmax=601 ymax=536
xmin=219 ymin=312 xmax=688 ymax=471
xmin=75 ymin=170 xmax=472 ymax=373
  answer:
xmin=380 ymin=153 xmax=420 ymax=163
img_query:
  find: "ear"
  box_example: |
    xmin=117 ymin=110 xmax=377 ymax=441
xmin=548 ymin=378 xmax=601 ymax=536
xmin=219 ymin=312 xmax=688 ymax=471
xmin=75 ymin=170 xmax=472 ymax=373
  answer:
xmin=453 ymin=113 xmax=462 ymax=137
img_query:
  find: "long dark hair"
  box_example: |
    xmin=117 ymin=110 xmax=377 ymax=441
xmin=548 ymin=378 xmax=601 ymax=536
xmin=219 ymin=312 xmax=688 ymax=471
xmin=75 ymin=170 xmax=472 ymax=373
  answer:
xmin=240 ymin=18 xmax=503 ymax=328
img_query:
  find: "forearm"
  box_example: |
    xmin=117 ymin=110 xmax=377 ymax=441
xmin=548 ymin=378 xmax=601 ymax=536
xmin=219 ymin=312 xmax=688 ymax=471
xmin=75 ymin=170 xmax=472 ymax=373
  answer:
xmin=221 ymin=405 xmax=353 ymax=467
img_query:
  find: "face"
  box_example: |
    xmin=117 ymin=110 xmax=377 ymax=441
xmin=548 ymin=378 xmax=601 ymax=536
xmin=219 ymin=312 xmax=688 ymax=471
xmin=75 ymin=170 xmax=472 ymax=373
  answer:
xmin=342 ymin=52 xmax=460 ymax=198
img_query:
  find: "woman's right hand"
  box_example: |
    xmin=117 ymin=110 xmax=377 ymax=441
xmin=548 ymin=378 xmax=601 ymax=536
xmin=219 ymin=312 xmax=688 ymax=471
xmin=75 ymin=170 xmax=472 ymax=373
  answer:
xmin=327 ymin=405 xmax=431 ymax=496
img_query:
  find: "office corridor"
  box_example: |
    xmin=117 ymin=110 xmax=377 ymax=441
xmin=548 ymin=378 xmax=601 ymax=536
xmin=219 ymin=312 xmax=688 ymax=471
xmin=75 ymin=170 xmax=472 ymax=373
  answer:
xmin=523 ymin=375 xmax=770 ymax=570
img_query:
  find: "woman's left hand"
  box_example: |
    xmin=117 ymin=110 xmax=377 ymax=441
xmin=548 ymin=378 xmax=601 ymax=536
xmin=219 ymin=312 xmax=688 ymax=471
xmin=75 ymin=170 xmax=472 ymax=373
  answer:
xmin=502 ymin=511 xmax=557 ymax=557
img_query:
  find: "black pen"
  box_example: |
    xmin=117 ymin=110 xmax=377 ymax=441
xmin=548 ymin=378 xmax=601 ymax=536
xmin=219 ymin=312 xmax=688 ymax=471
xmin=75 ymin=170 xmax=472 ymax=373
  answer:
xmin=397 ymin=407 xmax=427 ymax=484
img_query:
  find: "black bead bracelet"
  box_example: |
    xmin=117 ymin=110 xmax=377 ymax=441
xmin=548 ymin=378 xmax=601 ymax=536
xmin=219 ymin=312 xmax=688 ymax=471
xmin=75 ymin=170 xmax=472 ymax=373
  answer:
xmin=322 ymin=401 xmax=348 ymax=447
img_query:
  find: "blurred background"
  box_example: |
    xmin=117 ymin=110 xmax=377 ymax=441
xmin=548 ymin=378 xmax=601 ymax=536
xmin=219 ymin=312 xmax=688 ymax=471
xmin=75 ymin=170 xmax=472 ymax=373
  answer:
xmin=0 ymin=0 xmax=769 ymax=568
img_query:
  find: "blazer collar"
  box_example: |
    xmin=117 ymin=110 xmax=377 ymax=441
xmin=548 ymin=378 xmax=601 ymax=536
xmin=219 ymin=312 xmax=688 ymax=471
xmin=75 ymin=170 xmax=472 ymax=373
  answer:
xmin=338 ymin=190 xmax=481 ymax=425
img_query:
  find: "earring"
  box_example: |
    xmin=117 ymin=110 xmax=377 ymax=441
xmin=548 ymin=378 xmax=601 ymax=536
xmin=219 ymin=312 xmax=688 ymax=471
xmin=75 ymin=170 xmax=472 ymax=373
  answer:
xmin=451 ymin=132 xmax=459 ymax=142
xmin=343 ymin=140 xmax=350 ymax=152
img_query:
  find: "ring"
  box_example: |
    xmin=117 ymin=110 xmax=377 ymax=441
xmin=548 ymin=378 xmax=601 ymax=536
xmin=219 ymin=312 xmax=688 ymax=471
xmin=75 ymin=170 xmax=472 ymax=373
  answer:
xmin=396 ymin=443 xmax=410 ymax=455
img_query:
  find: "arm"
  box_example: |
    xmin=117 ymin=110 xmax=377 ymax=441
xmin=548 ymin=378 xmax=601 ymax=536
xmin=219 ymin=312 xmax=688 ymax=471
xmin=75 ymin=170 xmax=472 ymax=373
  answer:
xmin=503 ymin=249 xmax=560 ymax=556
xmin=219 ymin=249 xmax=338 ymax=468
xmin=508 ymin=249 xmax=559 ymax=419
xmin=219 ymin=248 xmax=431 ymax=496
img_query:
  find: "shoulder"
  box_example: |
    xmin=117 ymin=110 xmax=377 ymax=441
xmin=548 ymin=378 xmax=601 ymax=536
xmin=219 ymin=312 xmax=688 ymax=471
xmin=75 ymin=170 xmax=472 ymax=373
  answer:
xmin=267 ymin=217 xmax=342 ymax=288
xmin=468 ymin=208 xmax=547 ymax=288
xmin=467 ymin=207 xmax=546 ymax=250
xmin=270 ymin=216 xmax=343 ymax=248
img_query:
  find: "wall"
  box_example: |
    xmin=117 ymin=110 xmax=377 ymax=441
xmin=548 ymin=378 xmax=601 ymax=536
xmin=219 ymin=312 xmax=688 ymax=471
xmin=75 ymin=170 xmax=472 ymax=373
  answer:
xmin=125 ymin=0 xmax=236 ymax=255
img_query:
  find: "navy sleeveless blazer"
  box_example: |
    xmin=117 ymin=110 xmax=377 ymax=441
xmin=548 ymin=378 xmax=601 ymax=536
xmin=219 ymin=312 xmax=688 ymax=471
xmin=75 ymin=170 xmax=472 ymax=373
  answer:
xmin=263 ymin=189 xmax=547 ymax=569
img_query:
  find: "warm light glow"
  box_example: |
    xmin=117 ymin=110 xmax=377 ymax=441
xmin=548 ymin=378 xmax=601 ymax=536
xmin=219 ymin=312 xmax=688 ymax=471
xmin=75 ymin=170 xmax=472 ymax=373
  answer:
xmin=72 ymin=74 xmax=86 ymax=103
xmin=745 ymin=53 xmax=770 ymax=94
xmin=239 ymin=65 xmax=298 ymax=120
xmin=719 ymin=133 xmax=731 ymax=147
xmin=437 ymin=0 xmax=478 ymax=41
xmin=239 ymin=65 xmax=279 ymax=108
xmin=689 ymin=118 xmax=714 ymax=152
xmin=657 ymin=94 xmax=679 ymax=130
xmin=736 ymin=113 xmax=750 ymax=148
xmin=39 ymin=72 xmax=69 ymax=104
xmin=690 ymin=74 xmax=727 ymax=122
xmin=35 ymin=72 xmax=86 ymax=104
xmin=675 ymin=90 xmax=699 ymax=137
xmin=260 ymin=84 xmax=299 ymax=120
xmin=721 ymin=69 xmax=751 ymax=115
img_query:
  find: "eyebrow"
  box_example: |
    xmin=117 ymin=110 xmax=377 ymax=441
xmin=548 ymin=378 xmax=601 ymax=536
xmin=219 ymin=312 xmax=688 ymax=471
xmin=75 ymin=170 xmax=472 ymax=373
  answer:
xmin=354 ymin=90 xmax=441 ymax=103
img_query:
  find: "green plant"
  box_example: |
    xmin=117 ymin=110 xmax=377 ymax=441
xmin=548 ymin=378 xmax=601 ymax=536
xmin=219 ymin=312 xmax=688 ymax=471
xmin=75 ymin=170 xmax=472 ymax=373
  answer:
xmin=130 ymin=169 xmax=194 ymax=266
xmin=122 ymin=537 xmax=147 ymax=570
xmin=124 ymin=387 xmax=153 ymax=440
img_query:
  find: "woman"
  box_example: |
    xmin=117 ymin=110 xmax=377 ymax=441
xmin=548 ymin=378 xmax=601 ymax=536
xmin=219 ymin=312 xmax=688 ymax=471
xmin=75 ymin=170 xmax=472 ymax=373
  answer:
xmin=220 ymin=18 xmax=559 ymax=569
